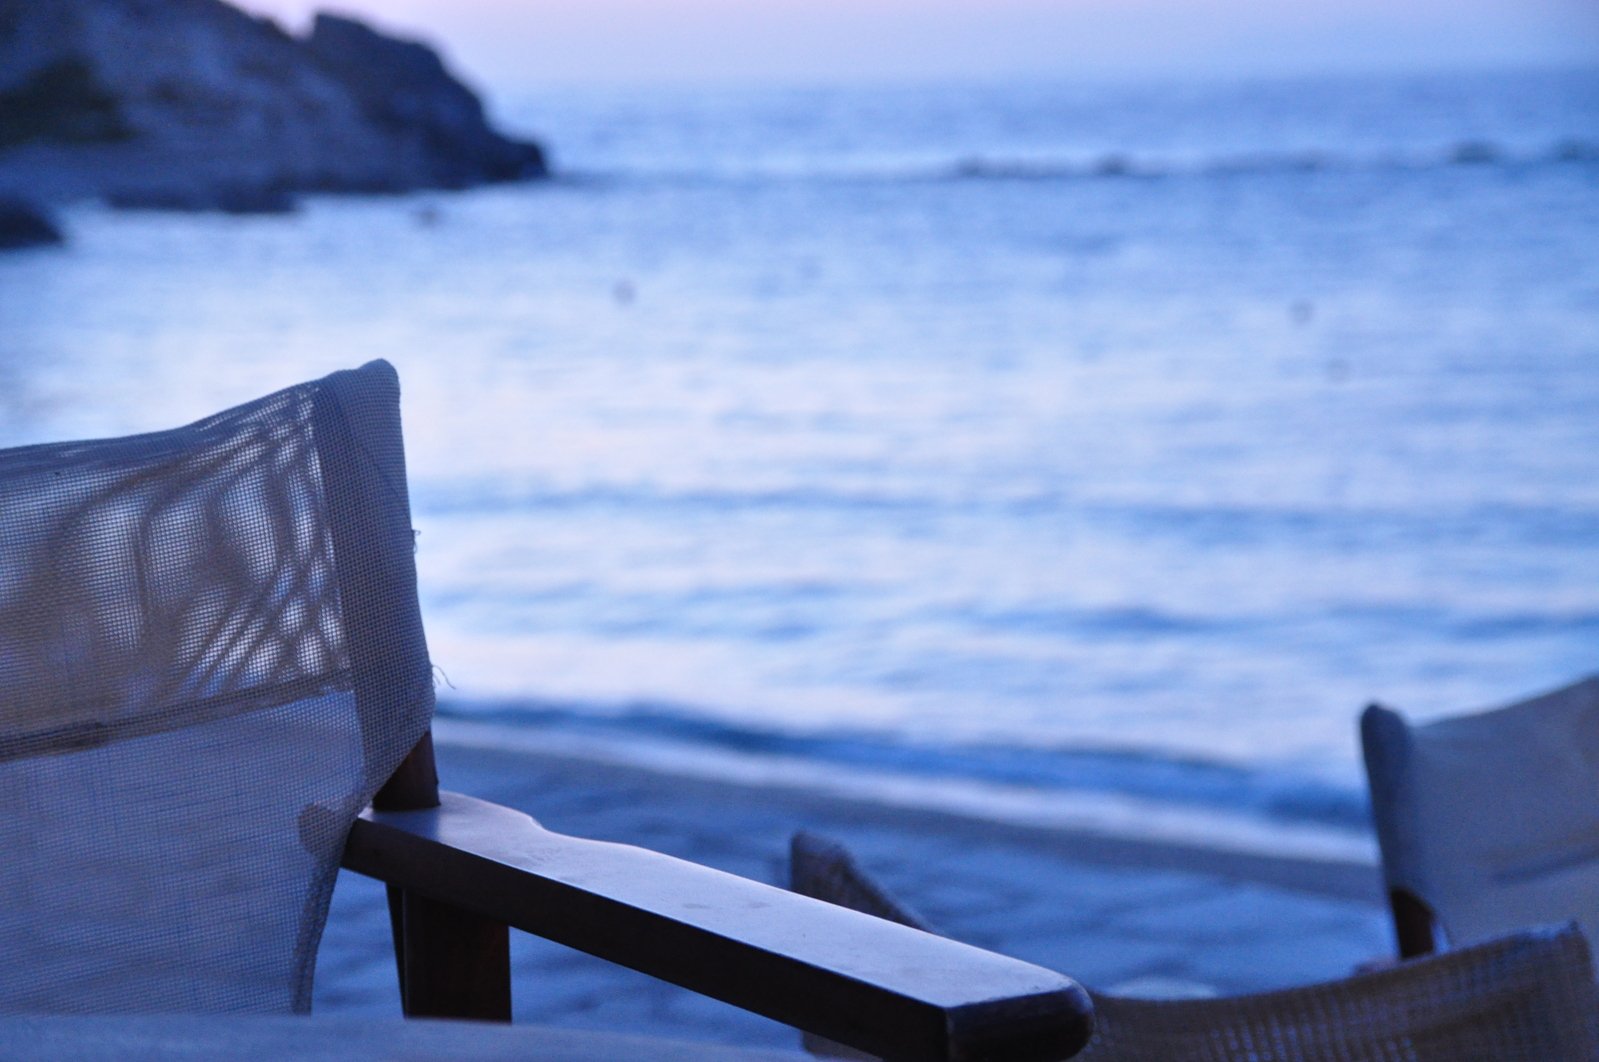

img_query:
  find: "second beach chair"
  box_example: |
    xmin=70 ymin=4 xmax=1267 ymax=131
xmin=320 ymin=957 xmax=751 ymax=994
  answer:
xmin=1362 ymin=676 xmax=1599 ymax=959
xmin=790 ymin=832 xmax=1599 ymax=1061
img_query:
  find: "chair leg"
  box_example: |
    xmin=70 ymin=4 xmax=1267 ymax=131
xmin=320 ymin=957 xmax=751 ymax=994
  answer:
xmin=395 ymin=889 xmax=512 ymax=1021
xmin=386 ymin=884 xmax=408 ymax=1001
xmin=375 ymin=733 xmax=511 ymax=1021
xmin=1389 ymin=888 xmax=1438 ymax=959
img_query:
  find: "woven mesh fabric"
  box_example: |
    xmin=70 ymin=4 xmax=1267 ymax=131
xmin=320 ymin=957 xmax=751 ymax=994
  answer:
xmin=1078 ymin=925 xmax=1599 ymax=1060
xmin=1364 ymin=676 xmax=1599 ymax=956
xmin=0 ymin=360 xmax=433 ymax=1014
xmin=790 ymin=834 xmax=1599 ymax=1061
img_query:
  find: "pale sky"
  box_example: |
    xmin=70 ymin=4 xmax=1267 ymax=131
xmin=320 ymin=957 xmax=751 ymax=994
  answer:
xmin=241 ymin=0 xmax=1599 ymax=90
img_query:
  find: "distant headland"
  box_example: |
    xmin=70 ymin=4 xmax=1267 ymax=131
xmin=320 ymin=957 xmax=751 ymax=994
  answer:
xmin=0 ymin=0 xmax=547 ymax=239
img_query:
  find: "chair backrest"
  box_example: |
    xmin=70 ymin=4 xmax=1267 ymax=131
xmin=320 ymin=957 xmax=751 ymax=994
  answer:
xmin=1081 ymin=923 xmax=1599 ymax=1061
xmin=791 ymin=831 xmax=1599 ymax=1061
xmin=0 ymin=361 xmax=434 ymax=1013
xmin=1363 ymin=676 xmax=1599 ymax=956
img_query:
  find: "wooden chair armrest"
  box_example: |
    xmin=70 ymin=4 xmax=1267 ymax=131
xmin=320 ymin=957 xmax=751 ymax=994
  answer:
xmin=341 ymin=792 xmax=1093 ymax=1062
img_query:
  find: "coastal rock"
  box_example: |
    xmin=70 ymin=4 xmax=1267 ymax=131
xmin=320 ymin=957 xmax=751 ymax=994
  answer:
xmin=305 ymin=14 xmax=545 ymax=185
xmin=0 ymin=0 xmax=546 ymax=210
xmin=0 ymin=197 xmax=63 ymax=249
xmin=106 ymin=181 xmax=298 ymax=215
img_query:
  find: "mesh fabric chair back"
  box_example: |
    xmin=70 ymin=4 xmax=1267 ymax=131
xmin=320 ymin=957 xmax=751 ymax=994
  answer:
xmin=1081 ymin=925 xmax=1599 ymax=1061
xmin=1363 ymin=676 xmax=1599 ymax=953
xmin=0 ymin=361 xmax=433 ymax=1013
xmin=792 ymin=832 xmax=1599 ymax=1061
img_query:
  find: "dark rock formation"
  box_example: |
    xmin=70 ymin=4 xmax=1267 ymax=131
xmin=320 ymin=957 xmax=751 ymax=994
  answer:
xmin=0 ymin=197 xmax=64 ymax=249
xmin=0 ymin=0 xmax=546 ymax=212
xmin=0 ymin=57 xmax=134 ymax=151
xmin=306 ymin=14 xmax=544 ymax=186
xmin=106 ymin=181 xmax=298 ymax=214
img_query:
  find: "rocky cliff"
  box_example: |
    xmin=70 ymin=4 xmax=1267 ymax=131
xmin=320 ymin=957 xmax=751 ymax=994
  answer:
xmin=0 ymin=0 xmax=546 ymax=209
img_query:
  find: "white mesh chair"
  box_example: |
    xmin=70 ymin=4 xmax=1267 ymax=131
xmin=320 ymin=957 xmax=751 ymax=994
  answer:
xmin=791 ymin=833 xmax=1599 ymax=1061
xmin=0 ymin=362 xmax=1093 ymax=1062
xmin=1362 ymin=675 xmax=1599 ymax=959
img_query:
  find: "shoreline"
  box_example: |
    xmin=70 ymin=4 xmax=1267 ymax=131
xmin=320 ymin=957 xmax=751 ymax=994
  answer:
xmin=432 ymin=717 xmax=1381 ymax=903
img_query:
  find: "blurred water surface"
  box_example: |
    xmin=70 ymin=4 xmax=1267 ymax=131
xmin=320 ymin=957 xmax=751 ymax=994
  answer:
xmin=2 ymin=68 xmax=1596 ymax=842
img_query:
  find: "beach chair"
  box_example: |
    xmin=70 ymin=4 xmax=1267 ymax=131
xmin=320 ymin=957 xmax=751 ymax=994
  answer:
xmin=0 ymin=361 xmax=1092 ymax=1062
xmin=790 ymin=833 xmax=1599 ymax=1060
xmin=1362 ymin=676 xmax=1599 ymax=959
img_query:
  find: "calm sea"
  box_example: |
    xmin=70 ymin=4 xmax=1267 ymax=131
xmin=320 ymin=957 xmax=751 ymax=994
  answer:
xmin=3 ymin=67 xmax=1596 ymax=851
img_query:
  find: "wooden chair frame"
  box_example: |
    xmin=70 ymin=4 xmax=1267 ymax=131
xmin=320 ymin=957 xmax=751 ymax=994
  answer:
xmin=1386 ymin=887 xmax=1440 ymax=960
xmin=341 ymin=733 xmax=1095 ymax=1062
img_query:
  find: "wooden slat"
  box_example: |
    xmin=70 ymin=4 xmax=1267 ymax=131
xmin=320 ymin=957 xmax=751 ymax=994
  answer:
xmin=342 ymin=792 xmax=1093 ymax=1062
xmin=373 ymin=731 xmax=440 ymax=811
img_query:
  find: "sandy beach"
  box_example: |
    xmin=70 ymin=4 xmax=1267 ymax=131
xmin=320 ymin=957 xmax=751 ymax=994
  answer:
xmin=313 ymin=731 xmax=1391 ymax=1052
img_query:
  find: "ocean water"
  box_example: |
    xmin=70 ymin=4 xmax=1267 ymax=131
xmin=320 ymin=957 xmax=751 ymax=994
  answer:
xmin=2 ymin=67 xmax=1596 ymax=851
